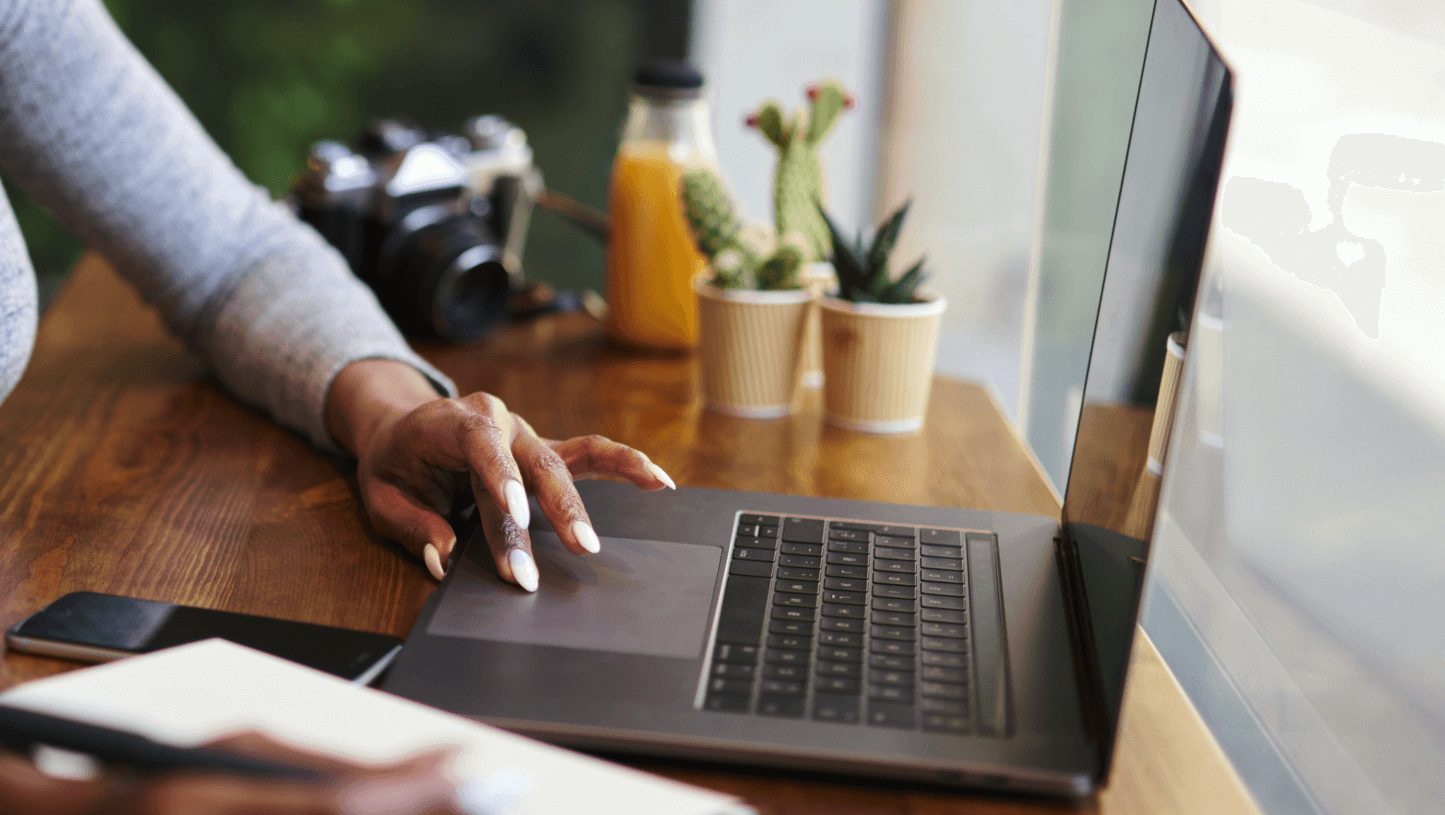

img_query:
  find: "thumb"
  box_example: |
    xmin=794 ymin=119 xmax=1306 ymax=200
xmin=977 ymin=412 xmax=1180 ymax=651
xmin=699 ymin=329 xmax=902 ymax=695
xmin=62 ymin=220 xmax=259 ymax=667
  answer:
xmin=365 ymin=482 xmax=458 ymax=580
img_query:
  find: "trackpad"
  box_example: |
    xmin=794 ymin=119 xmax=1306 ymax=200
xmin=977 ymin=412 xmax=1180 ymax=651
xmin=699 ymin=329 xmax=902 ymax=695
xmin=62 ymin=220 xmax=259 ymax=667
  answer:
xmin=426 ymin=530 xmax=721 ymax=660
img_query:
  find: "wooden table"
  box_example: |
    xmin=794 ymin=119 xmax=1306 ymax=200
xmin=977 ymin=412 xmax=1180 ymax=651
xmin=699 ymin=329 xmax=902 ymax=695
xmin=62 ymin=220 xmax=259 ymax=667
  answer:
xmin=0 ymin=255 xmax=1256 ymax=814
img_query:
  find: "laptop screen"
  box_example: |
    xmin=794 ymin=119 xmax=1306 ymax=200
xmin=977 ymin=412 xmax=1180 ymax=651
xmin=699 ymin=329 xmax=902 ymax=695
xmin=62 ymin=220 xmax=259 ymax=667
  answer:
xmin=1055 ymin=0 xmax=1232 ymax=765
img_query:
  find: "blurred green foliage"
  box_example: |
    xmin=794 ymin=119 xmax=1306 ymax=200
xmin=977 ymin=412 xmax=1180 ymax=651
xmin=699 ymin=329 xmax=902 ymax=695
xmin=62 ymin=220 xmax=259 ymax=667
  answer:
xmin=6 ymin=0 xmax=688 ymax=308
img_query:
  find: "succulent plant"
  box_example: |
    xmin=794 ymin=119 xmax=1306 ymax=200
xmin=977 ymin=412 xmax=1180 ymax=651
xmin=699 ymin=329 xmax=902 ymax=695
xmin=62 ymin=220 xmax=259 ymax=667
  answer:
xmin=819 ymin=200 xmax=928 ymax=304
xmin=747 ymin=80 xmax=855 ymax=263
xmin=680 ymin=167 xmax=803 ymax=290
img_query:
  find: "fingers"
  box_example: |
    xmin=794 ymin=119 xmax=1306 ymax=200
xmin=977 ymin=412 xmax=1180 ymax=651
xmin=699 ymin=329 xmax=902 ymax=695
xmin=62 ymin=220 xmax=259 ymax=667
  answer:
xmin=453 ymin=394 xmax=532 ymax=532
xmin=512 ymin=428 xmax=599 ymax=557
xmin=363 ymin=479 xmax=457 ymax=581
xmin=475 ymin=487 xmax=538 ymax=592
xmin=548 ymin=435 xmax=676 ymax=490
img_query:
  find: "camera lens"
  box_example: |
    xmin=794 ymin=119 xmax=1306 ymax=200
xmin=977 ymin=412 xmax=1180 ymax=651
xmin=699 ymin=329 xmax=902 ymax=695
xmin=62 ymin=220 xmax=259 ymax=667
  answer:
xmin=379 ymin=210 xmax=511 ymax=342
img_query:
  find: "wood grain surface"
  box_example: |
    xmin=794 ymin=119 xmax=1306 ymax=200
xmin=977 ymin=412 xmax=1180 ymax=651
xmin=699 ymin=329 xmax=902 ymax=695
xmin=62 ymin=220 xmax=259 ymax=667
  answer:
xmin=0 ymin=254 xmax=1255 ymax=815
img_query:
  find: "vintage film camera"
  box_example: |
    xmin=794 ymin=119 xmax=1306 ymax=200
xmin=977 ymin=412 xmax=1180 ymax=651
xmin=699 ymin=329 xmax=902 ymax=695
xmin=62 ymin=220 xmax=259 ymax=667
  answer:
xmin=293 ymin=116 xmax=541 ymax=342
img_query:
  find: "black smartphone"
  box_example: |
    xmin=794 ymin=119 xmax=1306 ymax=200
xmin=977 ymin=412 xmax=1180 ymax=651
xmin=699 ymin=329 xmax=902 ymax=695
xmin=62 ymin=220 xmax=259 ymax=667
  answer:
xmin=5 ymin=592 xmax=403 ymax=683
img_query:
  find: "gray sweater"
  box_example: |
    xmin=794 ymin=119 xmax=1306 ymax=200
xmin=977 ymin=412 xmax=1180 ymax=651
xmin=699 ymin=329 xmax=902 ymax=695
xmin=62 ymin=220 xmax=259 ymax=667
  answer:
xmin=0 ymin=0 xmax=457 ymax=450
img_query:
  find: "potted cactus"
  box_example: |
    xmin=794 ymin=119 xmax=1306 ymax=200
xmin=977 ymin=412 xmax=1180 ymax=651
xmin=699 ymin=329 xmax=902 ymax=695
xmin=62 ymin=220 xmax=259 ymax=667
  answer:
xmin=817 ymin=200 xmax=947 ymax=433
xmin=679 ymin=80 xmax=854 ymax=417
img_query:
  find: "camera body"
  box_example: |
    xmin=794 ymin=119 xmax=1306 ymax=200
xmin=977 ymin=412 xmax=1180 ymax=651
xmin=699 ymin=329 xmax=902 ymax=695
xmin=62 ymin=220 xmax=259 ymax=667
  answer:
xmin=294 ymin=116 xmax=541 ymax=342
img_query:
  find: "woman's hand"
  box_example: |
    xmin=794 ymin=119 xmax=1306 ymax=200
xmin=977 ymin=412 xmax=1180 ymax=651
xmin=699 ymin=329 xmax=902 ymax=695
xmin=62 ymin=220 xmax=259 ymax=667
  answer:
xmin=325 ymin=360 xmax=675 ymax=590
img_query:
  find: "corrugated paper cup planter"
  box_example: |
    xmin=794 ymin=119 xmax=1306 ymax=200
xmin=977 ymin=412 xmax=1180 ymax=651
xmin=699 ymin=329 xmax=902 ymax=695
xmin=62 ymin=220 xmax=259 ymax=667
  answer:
xmin=819 ymin=200 xmax=945 ymax=433
xmin=695 ymin=277 xmax=812 ymax=417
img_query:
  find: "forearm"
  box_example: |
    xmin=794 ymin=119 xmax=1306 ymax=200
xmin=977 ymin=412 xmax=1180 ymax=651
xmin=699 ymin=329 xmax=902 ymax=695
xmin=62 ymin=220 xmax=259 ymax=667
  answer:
xmin=325 ymin=359 xmax=444 ymax=457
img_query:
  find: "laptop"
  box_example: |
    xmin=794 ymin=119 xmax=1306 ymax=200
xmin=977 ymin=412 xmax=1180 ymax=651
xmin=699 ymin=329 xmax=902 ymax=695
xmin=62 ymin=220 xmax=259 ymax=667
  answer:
xmin=384 ymin=0 xmax=1232 ymax=796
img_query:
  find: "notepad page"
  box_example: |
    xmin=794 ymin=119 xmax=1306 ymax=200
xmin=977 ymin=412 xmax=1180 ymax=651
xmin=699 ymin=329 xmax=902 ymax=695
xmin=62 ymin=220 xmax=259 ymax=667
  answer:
xmin=0 ymin=639 xmax=749 ymax=815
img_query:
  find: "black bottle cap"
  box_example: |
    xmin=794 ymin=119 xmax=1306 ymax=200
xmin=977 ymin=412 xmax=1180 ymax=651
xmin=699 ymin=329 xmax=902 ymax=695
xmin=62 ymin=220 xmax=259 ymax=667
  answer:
xmin=634 ymin=59 xmax=704 ymax=96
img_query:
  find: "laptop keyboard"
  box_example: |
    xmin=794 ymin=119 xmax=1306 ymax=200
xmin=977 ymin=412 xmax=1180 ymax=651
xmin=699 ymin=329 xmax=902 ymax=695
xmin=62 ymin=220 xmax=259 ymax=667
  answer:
xmin=702 ymin=512 xmax=996 ymax=736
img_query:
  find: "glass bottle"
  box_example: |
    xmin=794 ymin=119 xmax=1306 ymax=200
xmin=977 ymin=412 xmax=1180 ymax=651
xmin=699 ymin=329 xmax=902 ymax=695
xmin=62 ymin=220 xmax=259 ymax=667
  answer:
xmin=605 ymin=61 xmax=719 ymax=351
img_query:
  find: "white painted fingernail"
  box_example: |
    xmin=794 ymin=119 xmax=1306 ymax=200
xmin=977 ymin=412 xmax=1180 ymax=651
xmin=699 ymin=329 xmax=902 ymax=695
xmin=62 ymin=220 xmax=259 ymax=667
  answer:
xmin=504 ymin=480 xmax=531 ymax=529
xmin=646 ymin=462 xmax=677 ymax=490
xmin=423 ymin=544 xmax=446 ymax=581
xmin=509 ymin=549 xmax=539 ymax=592
xmin=572 ymin=521 xmax=600 ymax=554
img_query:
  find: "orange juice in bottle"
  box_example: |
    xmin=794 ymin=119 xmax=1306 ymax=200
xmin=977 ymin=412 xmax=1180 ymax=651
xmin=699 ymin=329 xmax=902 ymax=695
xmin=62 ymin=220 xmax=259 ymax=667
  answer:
xmin=605 ymin=61 xmax=718 ymax=351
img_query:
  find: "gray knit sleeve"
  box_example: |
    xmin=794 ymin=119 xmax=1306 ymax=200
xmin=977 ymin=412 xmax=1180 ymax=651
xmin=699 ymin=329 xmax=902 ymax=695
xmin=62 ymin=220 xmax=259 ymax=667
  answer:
xmin=0 ymin=0 xmax=458 ymax=449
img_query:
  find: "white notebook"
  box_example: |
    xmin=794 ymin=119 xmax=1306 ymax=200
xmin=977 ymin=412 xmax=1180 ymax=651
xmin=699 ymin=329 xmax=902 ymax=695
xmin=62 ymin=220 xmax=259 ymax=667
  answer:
xmin=0 ymin=639 xmax=750 ymax=815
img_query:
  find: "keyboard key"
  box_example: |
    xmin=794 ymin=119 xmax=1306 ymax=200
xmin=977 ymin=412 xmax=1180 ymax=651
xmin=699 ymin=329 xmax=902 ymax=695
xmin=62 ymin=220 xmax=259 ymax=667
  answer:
xmin=922 ymin=682 xmax=967 ymax=700
xmin=714 ymin=643 xmax=758 ymax=663
xmin=868 ymin=703 xmax=917 ymax=729
xmin=921 ymin=543 xmax=963 ymax=558
xmin=922 ymin=622 xmax=966 ymax=639
xmin=781 ymin=542 xmax=823 ymax=556
xmin=870 ymin=610 xmax=915 ymax=627
xmin=826 ymin=564 xmax=868 ymax=579
xmin=729 ymin=559 xmax=773 ymax=578
xmin=832 ymin=521 xmax=917 ymax=538
xmin=765 ymin=649 xmax=811 ymax=665
xmin=922 ymin=665 xmax=967 ymax=683
xmin=868 ymin=669 xmax=914 ymax=687
xmin=812 ymin=694 xmax=860 ymax=723
xmin=922 ymin=714 xmax=970 ymax=734
xmin=709 ymin=677 xmax=752 ymax=696
xmin=820 ymin=616 xmax=864 ymax=633
xmin=922 ymin=568 xmax=964 ymax=583
xmin=773 ymin=592 xmax=815 ymax=608
xmin=779 ymin=554 xmax=822 ymax=568
xmin=921 ymin=594 xmax=966 ymax=610
xmin=716 ymin=575 xmax=769 ymax=646
xmin=868 ymin=685 xmax=915 ymax=704
xmin=770 ymin=619 xmax=811 ymax=636
xmin=819 ymin=630 xmax=863 ymax=647
xmin=819 ymin=645 xmax=863 ymax=662
xmin=759 ymin=679 xmax=805 ymax=697
xmin=825 ymin=577 xmax=867 ymax=592
xmin=777 ymin=566 xmax=820 ymax=581
xmin=776 ymin=579 xmax=819 ymax=595
xmin=735 ymin=524 xmax=758 ymax=538
xmin=705 ymin=694 xmax=749 ymax=713
xmin=921 ymin=556 xmax=963 ymax=571
xmin=872 ymin=597 xmax=914 ymax=613
xmin=922 ymin=608 xmax=967 ymax=624
xmin=735 ymin=535 xmax=777 ymax=550
xmin=826 ymin=551 xmax=868 ymax=567
xmin=872 ymin=624 xmax=916 ymax=642
xmin=782 ymin=518 xmax=825 ymax=544
xmin=874 ymin=546 xmax=916 ymax=561
xmin=922 ymin=651 xmax=967 ymax=668
xmin=869 ymin=653 xmax=912 ymax=670
xmin=757 ymin=525 xmax=780 ymax=538
xmin=874 ymin=583 xmax=918 ymax=599
xmin=767 ymin=634 xmax=811 ymax=651
xmin=922 ymin=698 xmax=967 ymax=714
xmin=712 ymin=663 xmax=755 ymax=679
xmin=816 ymin=660 xmax=863 ymax=678
xmin=733 ymin=547 xmax=776 ymax=562
xmin=875 ymin=559 xmax=917 ymax=574
xmin=827 ymin=539 xmax=869 ymax=554
xmin=740 ymin=514 xmax=780 ymax=526
xmin=874 ymin=534 xmax=916 ymax=549
xmin=873 ymin=572 xmax=918 ymax=587
xmin=822 ymin=603 xmax=864 ymax=619
xmin=758 ymin=696 xmax=806 ymax=718
xmin=763 ymin=663 xmax=807 ymax=680
xmin=823 ymin=590 xmax=865 ymax=605
xmin=771 ymin=606 xmax=816 ymax=622
xmin=815 ymin=676 xmax=862 ymax=694
xmin=921 ymin=582 xmax=966 ymax=597
xmin=828 ymin=527 xmax=869 ymax=542
xmin=921 ymin=637 xmax=968 ymax=654
xmin=870 ymin=639 xmax=915 ymax=656
xmin=920 ymin=528 xmax=963 ymax=546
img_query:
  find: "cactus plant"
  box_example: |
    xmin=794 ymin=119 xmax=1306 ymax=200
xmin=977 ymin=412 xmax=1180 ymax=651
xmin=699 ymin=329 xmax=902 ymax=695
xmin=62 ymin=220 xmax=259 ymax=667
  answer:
xmin=747 ymin=80 xmax=855 ymax=262
xmin=680 ymin=167 xmax=805 ymax=290
xmin=819 ymin=200 xmax=929 ymax=304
